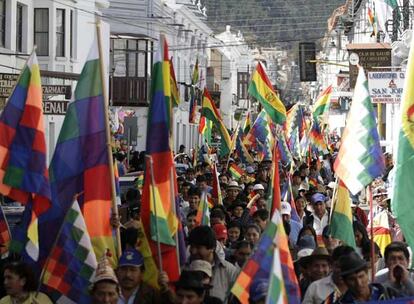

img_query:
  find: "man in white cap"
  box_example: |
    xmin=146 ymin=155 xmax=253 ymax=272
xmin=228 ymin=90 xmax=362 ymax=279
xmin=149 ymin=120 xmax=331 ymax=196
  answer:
xmin=224 ymin=181 xmax=241 ymax=207
xmin=252 ymin=183 xmax=265 ymax=198
xmin=281 ymin=201 xmax=302 ymax=246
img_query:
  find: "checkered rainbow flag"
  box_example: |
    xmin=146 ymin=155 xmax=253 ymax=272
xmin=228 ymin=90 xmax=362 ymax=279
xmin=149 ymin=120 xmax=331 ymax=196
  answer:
xmin=41 ymin=199 xmax=97 ymax=304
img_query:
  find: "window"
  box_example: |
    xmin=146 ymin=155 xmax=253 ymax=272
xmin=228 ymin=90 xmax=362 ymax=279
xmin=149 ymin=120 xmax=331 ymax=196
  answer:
xmin=56 ymin=9 xmax=65 ymax=57
xmin=70 ymin=10 xmax=73 ymax=58
xmin=16 ymin=4 xmax=23 ymax=52
xmin=34 ymin=9 xmax=49 ymax=56
xmin=110 ymin=38 xmax=152 ymax=106
xmin=237 ymin=72 xmax=249 ymax=99
xmin=0 ymin=0 xmax=5 ymax=47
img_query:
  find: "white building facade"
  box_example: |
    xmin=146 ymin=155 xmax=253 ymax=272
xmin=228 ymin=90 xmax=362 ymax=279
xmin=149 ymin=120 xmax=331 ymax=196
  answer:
xmin=0 ymin=0 xmax=110 ymax=161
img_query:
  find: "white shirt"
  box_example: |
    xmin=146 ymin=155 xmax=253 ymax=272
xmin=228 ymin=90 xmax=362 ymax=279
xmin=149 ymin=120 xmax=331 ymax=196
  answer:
xmin=302 ymin=275 xmax=339 ymax=304
xmin=118 ymin=288 xmax=138 ymax=304
xmin=312 ymin=211 xmax=329 ymax=236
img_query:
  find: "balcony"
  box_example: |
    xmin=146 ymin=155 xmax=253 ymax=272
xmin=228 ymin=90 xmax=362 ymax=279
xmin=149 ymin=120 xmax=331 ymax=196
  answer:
xmin=110 ymin=77 xmax=149 ymax=106
xmin=387 ymin=5 xmax=414 ymax=42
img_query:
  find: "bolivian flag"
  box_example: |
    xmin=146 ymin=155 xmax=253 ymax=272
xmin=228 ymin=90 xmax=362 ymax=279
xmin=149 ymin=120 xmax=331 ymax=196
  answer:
xmin=248 ymin=62 xmax=286 ymax=125
xmin=312 ymin=85 xmax=332 ymax=120
xmin=201 ymin=88 xmax=232 ymax=156
xmin=330 ymin=180 xmax=356 ymax=248
xmin=392 ymin=27 xmax=414 ymax=263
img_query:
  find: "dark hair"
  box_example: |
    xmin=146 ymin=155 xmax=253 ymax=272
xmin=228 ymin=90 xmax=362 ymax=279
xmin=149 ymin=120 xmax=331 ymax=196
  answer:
xmin=126 ymin=188 xmax=140 ymax=203
xmin=3 ymin=262 xmax=37 ymax=292
xmin=175 ymin=271 xmax=206 ymax=296
xmin=210 ymin=209 xmax=225 ymax=221
xmin=233 ymin=240 xmax=254 ymax=251
xmin=182 ymin=182 xmax=193 ymax=188
xmin=196 ymin=175 xmax=207 ymax=183
xmin=362 ymin=242 xmax=382 ymax=260
xmin=228 ymin=220 xmax=242 ymax=230
xmin=187 ymin=210 xmax=197 ymax=219
xmin=188 ymin=226 xmax=216 ymax=249
xmin=252 ymin=209 xmax=269 ymax=221
xmin=297 ymin=225 xmax=318 ymax=245
xmin=283 ymin=220 xmax=291 ymax=236
xmin=186 ymin=168 xmax=195 ymax=174
xmin=121 ymin=227 xmax=138 ymax=251
xmin=295 ymin=196 xmax=306 ymax=202
xmin=384 ymin=242 xmax=410 ymax=262
xmin=188 ymin=187 xmax=201 ymax=198
xmin=331 ymin=245 xmax=355 ymax=262
xmin=353 ymin=221 xmax=370 ymax=247
xmin=246 ymin=224 xmax=261 ymax=234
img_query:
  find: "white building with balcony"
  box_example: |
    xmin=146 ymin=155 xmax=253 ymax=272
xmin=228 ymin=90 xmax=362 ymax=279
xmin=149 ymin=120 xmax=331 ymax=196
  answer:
xmin=0 ymin=0 xmax=110 ymax=161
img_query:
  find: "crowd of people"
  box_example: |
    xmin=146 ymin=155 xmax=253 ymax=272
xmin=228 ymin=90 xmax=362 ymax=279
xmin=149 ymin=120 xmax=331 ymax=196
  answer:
xmin=0 ymin=143 xmax=409 ymax=304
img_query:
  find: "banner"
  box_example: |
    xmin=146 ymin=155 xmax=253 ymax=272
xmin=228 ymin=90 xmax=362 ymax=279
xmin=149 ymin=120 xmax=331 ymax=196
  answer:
xmin=368 ymin=71 xmax=405 ymax=104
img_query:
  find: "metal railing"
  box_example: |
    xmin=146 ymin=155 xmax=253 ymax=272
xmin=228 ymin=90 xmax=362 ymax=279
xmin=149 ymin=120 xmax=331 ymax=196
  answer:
xmin=386 ymin=5 xmax=414 ymax=42
xmin=110 ymin=76 xmax=149 ymax=106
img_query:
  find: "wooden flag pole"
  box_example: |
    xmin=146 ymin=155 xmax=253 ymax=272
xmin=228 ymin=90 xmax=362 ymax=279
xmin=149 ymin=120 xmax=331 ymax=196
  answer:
xmin=328 ymin=176 xmax=339 ymax=226
xmin=368 ymin=185 xmax=376 ymax=282
xmin=96 ymin=19 xmax=122 ymax=258
xmin=225 ymin=99 xmax=249 ymax=172
xmin=146 ymin=155 xmax=163 ymax=272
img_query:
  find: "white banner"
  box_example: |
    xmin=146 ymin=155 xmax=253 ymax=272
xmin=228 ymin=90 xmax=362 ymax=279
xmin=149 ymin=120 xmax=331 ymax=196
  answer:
xmin=367 ymin=71 xmax=405 ymax=104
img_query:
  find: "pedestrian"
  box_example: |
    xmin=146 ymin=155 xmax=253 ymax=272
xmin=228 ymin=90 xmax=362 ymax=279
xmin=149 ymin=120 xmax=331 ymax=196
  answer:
xmin=91 ymin=256 xmax=120 ymax=304
xmin=188 ymin=226 xmax=238 ymax=301
xmin=116 ymin=249 xmax=161 ymax=303
xmin=303 ymin=193 xmax=329 ymax=243
xmin=375 ymin=242 xmax=414 ymax=296
xmin=336 ymin=252 xmax=399 ymax=303
xmin=303 ymin=245 xmax=354 ymax=304
xmin=0 ymin=262 xmax=53 ymax=304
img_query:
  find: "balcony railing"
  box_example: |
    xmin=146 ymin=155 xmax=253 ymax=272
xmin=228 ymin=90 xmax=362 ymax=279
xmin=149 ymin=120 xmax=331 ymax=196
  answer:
xmin=110 ymin=76 xmax=149 ymax=106
xmin=386 ymin=5 xmax=414 ymax=42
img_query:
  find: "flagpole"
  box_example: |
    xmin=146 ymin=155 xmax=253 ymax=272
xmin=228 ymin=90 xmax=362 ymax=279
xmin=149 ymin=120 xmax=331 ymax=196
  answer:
xmin=170 ymin=168 xmax=181 ymax=273
xmin=146 ymin=155 xmax=163 ymax=272
xmin=328 ymin=176 xmax=339 ymax=226
xmin=96 ymin=19 xmax=122 ymax=258
xmin=368 ymin=185 xmax=376 ymax=282
xmin=225 ymin=99 xmax=248 ymax=172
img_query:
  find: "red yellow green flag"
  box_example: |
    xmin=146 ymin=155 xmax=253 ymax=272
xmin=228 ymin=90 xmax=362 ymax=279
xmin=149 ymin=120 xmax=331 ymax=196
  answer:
xmin=392 ymin=31 xmax=414 ymax=263
xmin=248 ymin=62 xmax=286 ymax=125
xmin=201 ymin=88 xmax=231 ymax=156
xmin=312 ymin=85 xmax=332 ymax=123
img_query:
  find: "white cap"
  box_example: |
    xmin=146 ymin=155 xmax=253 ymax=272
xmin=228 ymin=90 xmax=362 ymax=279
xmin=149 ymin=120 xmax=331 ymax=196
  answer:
xmin=253 ymin=184 xmax=265 ymax=191
xmin=327 ymin=181 xmax=336 ymax=189
xmin=227 ymin=181 xmax=241 ymax=189
xmin=281 ymin=202 xmax=291 ymax=215
xmin=297 ymin=248 xmax=313 ymax=259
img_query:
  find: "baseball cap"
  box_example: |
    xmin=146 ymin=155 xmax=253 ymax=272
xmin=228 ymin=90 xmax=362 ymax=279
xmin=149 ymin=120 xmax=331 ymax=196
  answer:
xmin=246 ymin=166 xmax=255 ymax=174
xmin=281 ymin=202 xmax=291 ymax=215
xmin=311 ymin=193 xmax=326 ymax=204
xmin=213 ymin=223 xmax=228 ymax=240
xmin=253 ymin=184 xmax=265 ymax=191
xmin=187 ymin=259 xmax=212 ymax=277
xmin=118 ymin=249 xmax=144 ymax=268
